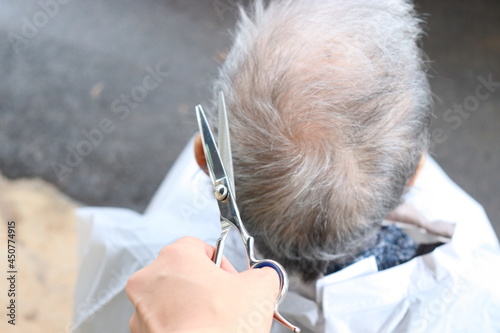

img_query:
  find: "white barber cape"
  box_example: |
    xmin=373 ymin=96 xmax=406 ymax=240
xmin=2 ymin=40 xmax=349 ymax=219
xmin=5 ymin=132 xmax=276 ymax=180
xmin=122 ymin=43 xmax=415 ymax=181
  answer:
xmin=73 ymin=139 xmax=500 ymax=333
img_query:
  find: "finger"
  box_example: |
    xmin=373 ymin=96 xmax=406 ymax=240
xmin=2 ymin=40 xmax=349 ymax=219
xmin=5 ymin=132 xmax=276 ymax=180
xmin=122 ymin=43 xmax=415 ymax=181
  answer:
xmin=175 ymin=237 xmax=238 ymax=273
xmin=200 ymin=240 xmax=238 ymax=273
xmin=129 ymin=312 xmax=140 ymax=333
xmin=198 ymin=238 xmax=238 ymax=273
xmin=219 ymin=255 xmax=238 ymax=273
xmin=241 ymin=267 xmax=281 ymax=301
xmin=125 ymin=270 xmax=142 ymax=306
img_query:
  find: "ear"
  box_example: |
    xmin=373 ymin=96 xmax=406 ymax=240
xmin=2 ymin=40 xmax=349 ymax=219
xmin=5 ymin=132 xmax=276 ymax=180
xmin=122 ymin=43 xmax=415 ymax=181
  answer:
xmin=194 ymin=133 xmax=209 ymax=175
xmin=407 ymin=153 xmax=426 ymax=187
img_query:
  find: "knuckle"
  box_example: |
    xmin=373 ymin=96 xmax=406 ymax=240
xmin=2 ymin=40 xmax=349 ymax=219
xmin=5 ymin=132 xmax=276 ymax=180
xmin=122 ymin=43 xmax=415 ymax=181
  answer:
xmin=125 ymin=273 xmax=138 ymax=298
xmin=159 ymin=244 xmax=172 ymax=256
xmin=160 ymin=236 xmax=198 ymax=255
xmin=177 ymin=236 xmax=200 ymax=246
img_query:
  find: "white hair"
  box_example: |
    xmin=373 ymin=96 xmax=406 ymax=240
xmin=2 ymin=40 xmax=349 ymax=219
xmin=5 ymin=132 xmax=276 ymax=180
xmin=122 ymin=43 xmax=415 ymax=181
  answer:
xmin=208 ymin=0 xmax=431 ymax=281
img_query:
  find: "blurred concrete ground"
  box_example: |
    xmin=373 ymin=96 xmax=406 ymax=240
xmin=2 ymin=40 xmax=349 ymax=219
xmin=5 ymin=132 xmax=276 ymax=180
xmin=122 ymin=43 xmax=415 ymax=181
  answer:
xmin=0 ymin=0 xmax=499 ymax=237
xmin=0 ymin=174 xmax=77 ymax=333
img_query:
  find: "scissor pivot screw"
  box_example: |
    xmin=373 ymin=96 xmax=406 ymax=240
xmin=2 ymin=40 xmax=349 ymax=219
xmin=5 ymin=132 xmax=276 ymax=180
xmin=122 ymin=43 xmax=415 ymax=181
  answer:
xmin=214 ymin=184 xmax=228 ymax=201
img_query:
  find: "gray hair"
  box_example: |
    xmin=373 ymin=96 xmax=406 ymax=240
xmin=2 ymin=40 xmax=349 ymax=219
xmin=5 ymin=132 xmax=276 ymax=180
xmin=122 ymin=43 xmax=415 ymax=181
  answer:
xmin=208 ymin=0 xmax=431 ymax=281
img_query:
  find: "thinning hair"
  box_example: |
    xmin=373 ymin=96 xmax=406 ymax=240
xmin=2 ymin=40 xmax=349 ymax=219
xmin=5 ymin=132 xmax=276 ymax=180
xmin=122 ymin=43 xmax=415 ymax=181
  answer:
xmin=209 ymin=0 xmax=431 ymax=281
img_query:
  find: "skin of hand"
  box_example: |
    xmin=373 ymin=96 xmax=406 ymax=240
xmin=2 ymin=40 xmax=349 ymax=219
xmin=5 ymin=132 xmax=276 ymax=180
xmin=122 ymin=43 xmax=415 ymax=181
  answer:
xmin=126 ymin=237 xmax=280 ymax=333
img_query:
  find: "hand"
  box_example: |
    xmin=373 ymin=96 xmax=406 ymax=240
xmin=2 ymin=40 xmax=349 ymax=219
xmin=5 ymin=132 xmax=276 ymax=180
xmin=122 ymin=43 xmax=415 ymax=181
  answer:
xmin=126 ymin=237 xmax=280 ymax=333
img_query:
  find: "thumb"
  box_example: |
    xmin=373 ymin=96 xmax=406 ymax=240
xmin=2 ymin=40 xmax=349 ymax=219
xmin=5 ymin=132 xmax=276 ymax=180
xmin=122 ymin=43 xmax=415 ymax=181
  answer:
xmin=241 ymin=267 xmax=281 ymax=302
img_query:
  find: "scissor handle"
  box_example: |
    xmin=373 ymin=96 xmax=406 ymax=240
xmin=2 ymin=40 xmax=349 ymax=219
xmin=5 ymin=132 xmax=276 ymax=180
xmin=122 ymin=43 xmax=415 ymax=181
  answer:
xmin=251 ymin=260 xmax=301 ymax=332
xmin=251 ymin=260 xmax=287 ymax=304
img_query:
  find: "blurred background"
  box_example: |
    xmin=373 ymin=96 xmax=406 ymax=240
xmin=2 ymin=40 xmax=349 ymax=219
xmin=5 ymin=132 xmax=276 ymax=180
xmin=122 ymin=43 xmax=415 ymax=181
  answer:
xmin=0 ymin=0 xmax=498 ymax=332
xmin=1 ymin=0 xmax=499 ymax=223
xmin=1 ymin=0 xmax=499 ymax=230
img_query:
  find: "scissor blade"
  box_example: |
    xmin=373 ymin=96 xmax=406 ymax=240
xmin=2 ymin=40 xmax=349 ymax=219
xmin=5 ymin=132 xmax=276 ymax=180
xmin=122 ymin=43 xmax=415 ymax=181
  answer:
xmin=213 ymin=219 xmax=232 ymax=267
xmin=217 ymin=91 xmax=236 ymax=198
xmin=195 ymin=105 xmax=227 ymax=184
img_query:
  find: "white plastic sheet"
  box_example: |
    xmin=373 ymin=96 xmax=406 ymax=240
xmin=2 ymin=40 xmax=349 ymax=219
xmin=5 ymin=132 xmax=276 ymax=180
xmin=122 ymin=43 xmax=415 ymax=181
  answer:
xmin=73 ymin=140 xmax=500 ymax=333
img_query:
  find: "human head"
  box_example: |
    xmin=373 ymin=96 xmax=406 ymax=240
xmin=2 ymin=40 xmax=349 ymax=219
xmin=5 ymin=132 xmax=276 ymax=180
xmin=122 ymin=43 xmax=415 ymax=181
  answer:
xmin=200 ymin=0 xmax=431 ymax=281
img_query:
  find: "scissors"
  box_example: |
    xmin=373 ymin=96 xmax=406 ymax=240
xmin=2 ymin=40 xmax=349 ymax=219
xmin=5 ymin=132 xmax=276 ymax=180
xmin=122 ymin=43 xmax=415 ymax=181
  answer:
xmin=195 ymin=92 xmax=301 ymax=332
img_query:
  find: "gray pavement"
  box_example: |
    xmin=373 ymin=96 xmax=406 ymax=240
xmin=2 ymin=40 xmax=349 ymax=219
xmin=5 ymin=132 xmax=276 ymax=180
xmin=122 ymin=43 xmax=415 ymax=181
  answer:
xmin=0 ymin=0 xmax=499 ymax=238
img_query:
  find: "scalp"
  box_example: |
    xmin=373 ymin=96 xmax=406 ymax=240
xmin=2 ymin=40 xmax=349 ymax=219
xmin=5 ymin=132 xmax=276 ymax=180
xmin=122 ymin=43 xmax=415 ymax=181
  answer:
xmin=209 ymin=0 xmax=431 ymax=280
